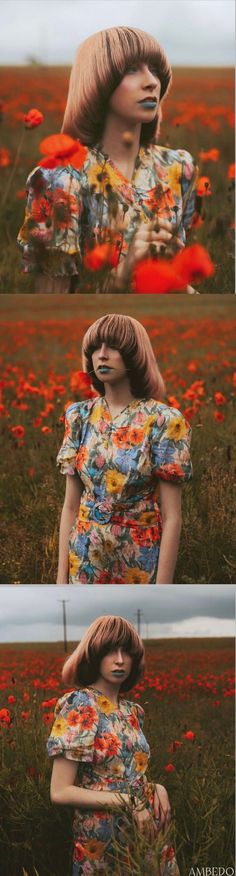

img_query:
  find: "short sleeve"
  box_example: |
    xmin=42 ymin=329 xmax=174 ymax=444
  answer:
xmin=17 ymin=165 xmax=83 ymax=275
xmin=47 ymin=689 xmax=99 ymax=761
xmin=151 ymin=406 xmax=192 ymax=483
xmin=179 ymin=149 xmax=199 ymax=234
xmin=57 ymin=403 xmax=82 ymax=475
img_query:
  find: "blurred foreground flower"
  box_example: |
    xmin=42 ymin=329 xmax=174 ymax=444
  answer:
xmin=83 ymin=241 xmax=120 ymax=272
xmin=24 ymin=108 xmax=44 ymax=129
xmin=133 ymin=244 xmax=214 ymax=293
xmin=70 ymin=370 xmax=97 ymax=399
xmin=39 ymin=133 xmax=87 ymax=170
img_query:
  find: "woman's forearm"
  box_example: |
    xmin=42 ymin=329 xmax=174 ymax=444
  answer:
xmin=156 ymin=516 xmax=182 ymax=584
xmin=56 ymin=504 xmax=78 ymax=584
xmin=51 ymin=784 xmax=130 ymax=808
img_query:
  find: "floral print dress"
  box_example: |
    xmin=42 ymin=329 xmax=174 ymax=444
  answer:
xmin=47 ymin=687 xmax=180 ymax=876
xmin=17 ymin=142 xmax=197 ymax=286
xmin=57 ymin=396 xmax=192 ymax=584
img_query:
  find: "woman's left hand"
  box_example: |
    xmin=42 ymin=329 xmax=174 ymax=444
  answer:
xmin=154 ymin=784 xmax=171 ymax=830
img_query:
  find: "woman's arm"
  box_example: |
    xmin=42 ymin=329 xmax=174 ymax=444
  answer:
xmin=156 ymin=482 xmax=182 ymax=585
xmin=56 ymin=474 xmax=84 ymax=585
xmin=50 ymin=757 xmax=130 ymax=808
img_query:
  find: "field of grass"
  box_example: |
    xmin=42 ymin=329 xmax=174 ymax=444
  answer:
xmin=0 ymin=295 xmax=235 ymax=586
xmin=0 ymin=66 xmax=234 ymax=293
xmin=0 ymin=638 xmax=234 ymax=876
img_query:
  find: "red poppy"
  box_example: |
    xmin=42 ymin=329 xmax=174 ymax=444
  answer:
xmin=173 ymin=244 xmax=215 ymax=285
xmin=165 ymin=763 xmax=175 ymax=772
xmin=227 ymin=163 xmax=235 ymax=180
xmin=214 ymin=391 xmax=226 ymax=405
xmin=199 ymin=148 xmax=220 ymax=162
xmin=11 ymin=425 xmax=25 ymax=440
xmin=83 ymin=242 xmax=120 ymax=271
xmin=133 ymin=258 xmax=184 ymax=294
xmin=0 ymin=708 xmax=11 ymax=724
xmin=213 ymin=410 xmax=225 ymax=422
xmin=24 ymin=108 xmax=44 ymax=129
xmin=39 ymin=134 xmax=87 ymax=171
xmin=0 ymin=147 xmax=11 ymax=167
xmin=183 ymin=730 xmax=196 ymax=740
xmin=197 ymin=176 xmax=212 ymax=196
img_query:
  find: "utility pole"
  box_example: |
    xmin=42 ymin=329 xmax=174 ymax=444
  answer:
xmin=58 ymin=600 xmax=70 ymax=652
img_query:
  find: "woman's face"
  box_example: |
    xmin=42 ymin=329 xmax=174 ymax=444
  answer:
xmin=92 ymin=343 xmax=127 ymax=385
xmin=98 ymin=647 xmax=133 ymax=686
xmin=108 ymin=61 xmax=161 ymax=126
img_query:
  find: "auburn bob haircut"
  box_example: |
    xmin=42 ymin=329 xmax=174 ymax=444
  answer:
xmin=62 ymin=26 xmax=172 ymax=146
xmin=82 ymin=313 xmax=165 ymax=399
xmin=62 ymin=615 xmax=145 ymax=692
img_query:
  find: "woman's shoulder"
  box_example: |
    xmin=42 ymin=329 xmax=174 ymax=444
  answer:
xmin=65 ymin=397 xmax=98 ymax=423
xmin=25 ymin=161 xmax=83 ymax=193
xmin=150 ymin=143 xmax=195 ymax=172
xmin=55 ymin=687 xmax=99 ymax=714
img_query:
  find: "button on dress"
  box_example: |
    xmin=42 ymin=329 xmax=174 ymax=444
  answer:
xmin=56 ymin=396 xmax=192 ymax=584
xmin=47 ymin=687 xmax=180 ymax=875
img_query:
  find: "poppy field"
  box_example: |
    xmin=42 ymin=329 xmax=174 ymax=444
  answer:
xmin=0 ymin=66 xmax=234 ymax=293
xmin=0 ymin=294 xmax=235 ymax=586
xmin=0 ymin=637 xmax=234 ymax=876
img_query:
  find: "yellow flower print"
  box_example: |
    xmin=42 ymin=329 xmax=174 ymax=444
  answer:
xmin=166 ymin=161 xmax=181 ymax=196
xmin=87 ymin=162 xmax=119 ymax=192
xmin=89 ymin=403 xmax=105 ymax=424
xmin=79 ymin=504 xmax=90 ymax=522
xmin=50 ymin=716 xmax=67 ymax=737
xmin=105 ymin=470 xmax=126 ymax=495
xmin=88 ymin=546 xmax=104 ymax=569
xmin=134 ymin=751 xmax=149 ymax=772
xmin=83 ymin=840 xmax=106 ymax=861
xmin=142 ymin=414 xmax=157 ymax=434
xmin=69 ymin=552 xmax=81 ymax=577
xmin=165 ymin=416 xmax=188 ymax=441
xmin=96 ymin=695 xmax=116 ymax=716
xmin=138 ymin=511 xmax=156 ymax=526
xmin=126 ymin=568 xmax=150 ymax=585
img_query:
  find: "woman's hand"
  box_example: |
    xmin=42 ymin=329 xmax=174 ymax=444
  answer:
xmin=133 ymin=804 xmax=158 ymax=841
xmin=154 ymin=784 xmax=171 ymax=831
xmin=125 ymin=219 xmax=184 ymax=273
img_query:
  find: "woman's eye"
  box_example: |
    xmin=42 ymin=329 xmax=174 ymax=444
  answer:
xmin=126 ymin=65 xmax=138 ymax=74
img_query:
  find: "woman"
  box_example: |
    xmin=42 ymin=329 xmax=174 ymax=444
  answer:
xmin=47 ymin=614 xmax=180 ymax=875
xmin=17 ymin=27 xmax=198 ymax=293
xmin=56 ymin=314 xmax=192 ymax=585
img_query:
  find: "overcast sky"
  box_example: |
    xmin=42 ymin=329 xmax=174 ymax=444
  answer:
xmin=0 ymin=585 xmax=235 ymax=642
xmin=0 ymin=0 xmax=234 ymax=66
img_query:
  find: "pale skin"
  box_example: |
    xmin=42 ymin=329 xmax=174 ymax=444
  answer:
xmin=50 ymin=648 xmax=171 ymax=840
xmin=56 ymin=344 xmax=182 ymax=585
xmin=35 ymin=61 xmax=195 ymax=292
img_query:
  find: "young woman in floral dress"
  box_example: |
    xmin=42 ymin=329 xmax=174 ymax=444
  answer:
xmin=17 ymin=27 xmax=198 ymax=292
xmin=56 ymin=314 xmax=192 ymax=585
xmin=47 ymin=614 xmax=180 ymax=875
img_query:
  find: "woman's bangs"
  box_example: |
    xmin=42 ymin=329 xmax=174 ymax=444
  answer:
xmin=84 ymin=316 xmax=137 ymax=357
xmin=107 ymin=29 xmax=164 ymax=82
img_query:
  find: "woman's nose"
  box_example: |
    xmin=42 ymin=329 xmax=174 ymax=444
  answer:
xmin=115 ymin=649 xmax=124 ymax=663
xmin=99 ymin=343 xmax=108 ymax=357
xmin=143 ymin=64 xmax=159 ymax=86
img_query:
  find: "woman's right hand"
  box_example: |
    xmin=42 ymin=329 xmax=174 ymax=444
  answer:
xmin=125 ymin=218 xmax=184 ymax=274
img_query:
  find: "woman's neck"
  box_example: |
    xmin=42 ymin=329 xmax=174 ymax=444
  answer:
xmin=91 ymin=678 xmax=121 ymax=707
xmin=101 ymin=114 xmax=141 ymax=181
xmin=104 ymin=379 xmax=135 ymax=414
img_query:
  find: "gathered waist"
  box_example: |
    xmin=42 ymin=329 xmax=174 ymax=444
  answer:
xmin=77 ymin=492 xmax=161 ymax=527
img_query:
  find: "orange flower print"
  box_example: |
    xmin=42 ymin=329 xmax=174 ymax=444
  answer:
xmin=72 ymin=706 xmax=97 ymax=730
xmin=134 ymin=751 xmax=149 ymax=772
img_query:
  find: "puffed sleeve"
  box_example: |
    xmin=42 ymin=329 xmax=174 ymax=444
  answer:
xmin=179 ymin=149 xmax=198 ymax=234
xmin=151 ymin=406 xmax=192 ymax=483
xmin=47 ymin=689 xmax=99 ymax=761
xmin=17 ymin=164 xmax=83 ymax=275
xmin=56 ymin=403 xmax=82 ymax=475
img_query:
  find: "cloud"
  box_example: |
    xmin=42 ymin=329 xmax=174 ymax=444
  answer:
xmin=0 ymin=0 xmax=235 ymax=65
